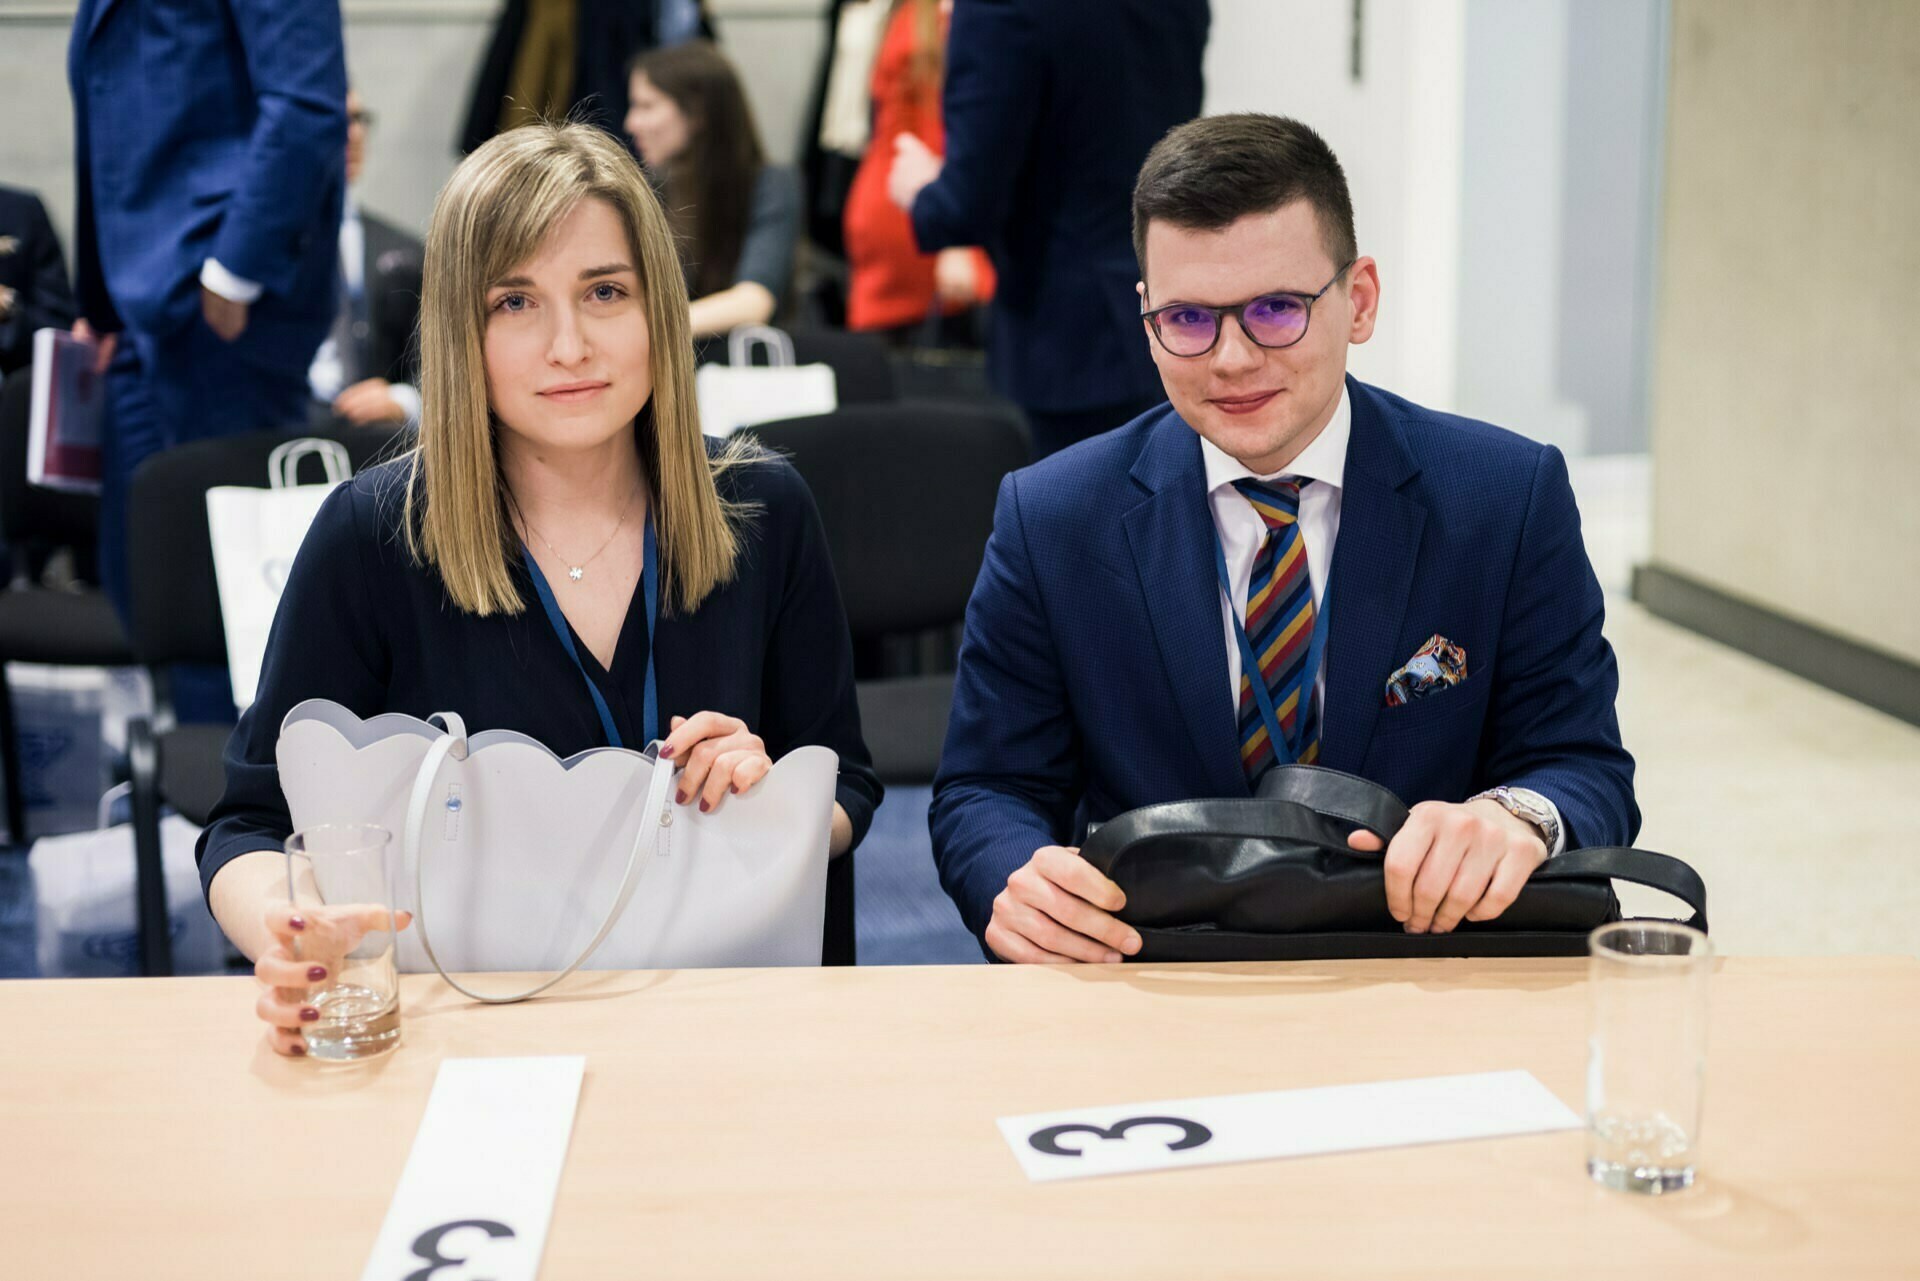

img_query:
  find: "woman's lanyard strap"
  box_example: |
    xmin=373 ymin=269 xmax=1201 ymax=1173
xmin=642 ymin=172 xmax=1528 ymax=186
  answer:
xmin=1212 ymin=529 xmax=1332 ymax=766
xmin=521 ymin=515 xmax=660 ymax=750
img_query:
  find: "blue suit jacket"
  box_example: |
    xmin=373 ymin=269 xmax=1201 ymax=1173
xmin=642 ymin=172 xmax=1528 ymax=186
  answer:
xmin=930 ymin=379 xmax=1639 ymax=940
xmin=908 ymin=0 xmax=1208 ymax=414
xmin=68 ymin=0 xmax=347 ymax=372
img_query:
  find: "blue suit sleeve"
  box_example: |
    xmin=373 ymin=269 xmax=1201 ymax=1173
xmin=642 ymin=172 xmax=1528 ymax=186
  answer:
xmin=908 ymin=0 xmax=1043 ymax=252
xmin=929 ymin=472 xmax=1084 ymax=942
xmin=208 ymin=0 xmax=348 ymax=297
xmin=1476 ymin=445 xmax=1639 ymax=849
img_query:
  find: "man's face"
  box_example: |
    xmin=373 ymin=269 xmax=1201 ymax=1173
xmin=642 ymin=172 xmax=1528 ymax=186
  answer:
xmin=1139 ymin=201 xmax=1378 ymax=474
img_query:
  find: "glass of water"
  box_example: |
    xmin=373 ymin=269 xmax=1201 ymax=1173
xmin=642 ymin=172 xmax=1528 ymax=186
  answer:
xmin=285 ymin=825 xmax=401 ymax=1061
xmin=1586 ymin=919 xmax=1711 ymax=1193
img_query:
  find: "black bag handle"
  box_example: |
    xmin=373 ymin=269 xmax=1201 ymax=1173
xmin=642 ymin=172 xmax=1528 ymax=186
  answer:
xmin=1083 ymin=766 xmax=1708 ymax=932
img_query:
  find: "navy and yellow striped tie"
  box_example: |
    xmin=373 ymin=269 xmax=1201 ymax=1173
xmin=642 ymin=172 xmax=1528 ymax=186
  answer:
xmin=1233 ymin=477 xmax=1320 ymax=782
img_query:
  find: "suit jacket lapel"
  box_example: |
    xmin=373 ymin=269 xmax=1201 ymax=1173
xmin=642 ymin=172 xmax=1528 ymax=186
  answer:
xmin=1321 ymin=378 xmax=1426 ymax=774
xmin=1121 ymin=410 xmax=1247 ymax=798
xmin=84 ymin=0 xmax=122 ymax=44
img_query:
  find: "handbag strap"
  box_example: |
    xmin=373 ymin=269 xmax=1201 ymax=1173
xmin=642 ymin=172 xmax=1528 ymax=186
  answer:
xmin=1082 ymin=790 xmax=1708 ymax=933
xmin=728 ymin=323 xmax=795 ymax=368
xmin=402 ymin=711 xmax=676 ymax=1004
xmin=268 ymin=437 xmax=350 ymax=489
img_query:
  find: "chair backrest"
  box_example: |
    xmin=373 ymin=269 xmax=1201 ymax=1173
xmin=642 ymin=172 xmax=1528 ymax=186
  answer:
xmin=707 ymin=327 xmax=899 ymax=405
xmin=0 ymin=367 xmax=99 ymax=550
xmin=125 ymin=427 xmax=410 ymax=666
xmin=750 ymin=403 xmax=1028 ymax=638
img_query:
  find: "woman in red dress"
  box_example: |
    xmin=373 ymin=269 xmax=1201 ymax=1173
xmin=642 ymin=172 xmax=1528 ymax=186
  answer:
xmin=842 ymin=0 xmax=995 ymax=338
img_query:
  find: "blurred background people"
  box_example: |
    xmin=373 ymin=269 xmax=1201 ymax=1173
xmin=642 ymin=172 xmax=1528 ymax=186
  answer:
xmin=460 ymin=0 xmax=713 ymax=153
xmin=841 ymin=0 xmax=995 ymax=344
xmin=890 ymin=0 xmax=1209 ymax=458
xmin=626 ymin=40 xmax=799 ymax=339
xmin=0 ymin=185 xmax=78 ymax=379
xmin=67 ymin=0 xmax=347 ymax=627
xmin=311 ymin=90 xmax=426 ymax=429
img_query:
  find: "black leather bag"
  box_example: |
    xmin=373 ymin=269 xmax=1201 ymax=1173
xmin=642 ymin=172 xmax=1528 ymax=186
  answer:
xmin=1079 ymin=766 xmax=1706 ymax=961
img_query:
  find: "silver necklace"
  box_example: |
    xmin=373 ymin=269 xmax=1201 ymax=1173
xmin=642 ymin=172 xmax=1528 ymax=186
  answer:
xmin=520 ymin=483 xmax=639 ymax=583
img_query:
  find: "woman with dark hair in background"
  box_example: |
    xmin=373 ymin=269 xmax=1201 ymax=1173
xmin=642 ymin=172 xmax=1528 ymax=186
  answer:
xmin=624 ymin=40 xmax=799 ymax=338
xmin=842 ymin=0 xmax=994 ymax=342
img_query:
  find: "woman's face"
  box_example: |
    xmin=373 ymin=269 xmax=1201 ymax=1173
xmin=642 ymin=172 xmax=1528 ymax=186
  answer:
xmin=624 ymin=72 xmax=692 ymax=168
xmin=482 ymin=197 xmax=653 ymax=458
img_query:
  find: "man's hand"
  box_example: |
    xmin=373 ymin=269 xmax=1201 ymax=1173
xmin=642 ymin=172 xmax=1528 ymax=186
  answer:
xmin=986 ymin=845 xmax=1142 ymax=964
xmin=933 ymin=247 xmax=978 ymax=306
xmin=0 ymin=284 xmax=15 ymax=322
xmin=888 ymin=133 xmax=943 ymax=211
xmin=201 ymin=285 xmax=250 ymax=342
xmin=72 ymin=318 xmax=117 ymax=373
xmin=332 ymin=377 xmax=408 ymax=425
xmin=1348 ymin=799 xmax=1547 ymax=934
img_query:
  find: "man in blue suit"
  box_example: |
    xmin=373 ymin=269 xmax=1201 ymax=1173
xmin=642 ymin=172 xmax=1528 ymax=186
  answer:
xmin=888 ymin=0 xmax=1209 ymax=460
xmin=68 ymin=0 xmax=347 ymax=616
xmin=931 ymin=115 xmax=1637 ymax=963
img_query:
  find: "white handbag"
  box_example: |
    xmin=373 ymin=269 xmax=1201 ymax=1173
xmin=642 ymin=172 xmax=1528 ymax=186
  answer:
xmin=695 ymin=325 xmax=838 ymax=437
xmin=207 ymin=438 xmax=351 ymax=712
xmin=275 ymin=699 xmax=838 ymax=1001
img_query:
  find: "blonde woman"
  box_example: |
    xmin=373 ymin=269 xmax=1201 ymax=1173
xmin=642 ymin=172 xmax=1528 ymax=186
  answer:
xmin=197 ymin=123 xmax=881 ymax=1057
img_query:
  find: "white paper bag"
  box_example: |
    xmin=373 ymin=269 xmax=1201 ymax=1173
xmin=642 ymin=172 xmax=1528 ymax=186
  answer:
xmin=27 ymin=327 xmax=106 ymax=494
xmin=275 ymin=700 xmax=837 ymax=983
xmin=696 ymin=325 xmax=838 ymax=437
xmin=206 ymin=438 xmax=351 ymax=711
xmin=30 ymin=815 xmax=228 ymax=977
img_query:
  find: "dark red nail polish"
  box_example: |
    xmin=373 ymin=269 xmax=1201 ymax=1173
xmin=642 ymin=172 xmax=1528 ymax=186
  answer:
xmin=698 ymin=799 xmax=711 ymax=813
xmin=731 ymin=783 xmax=741 ymax=795
xmin=289 ymin=915 xmax=306 ymax=931
xmin=675 ymin=790 xmax=687 ymax=805
xmin=289 ymin=1042 xmax=306 ymax=1056
xmin=307 ymin=966 xmax=327 ymax=982
xmin=299 ymin=1007 xmax=319 ymax=1022
xmin=659 ymin=744 xmax=675 ymax=758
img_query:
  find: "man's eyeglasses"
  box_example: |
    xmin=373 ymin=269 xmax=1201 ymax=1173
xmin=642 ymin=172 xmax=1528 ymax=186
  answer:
xmin=349 ymin=108 xmax=377 ymax=128
xmin=1140 ymin=260 xmax=1356 ymax=358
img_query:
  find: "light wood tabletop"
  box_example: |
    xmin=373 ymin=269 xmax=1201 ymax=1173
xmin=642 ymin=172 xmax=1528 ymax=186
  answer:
xmin=4 ymin=956 xmax=1917 ymax=1279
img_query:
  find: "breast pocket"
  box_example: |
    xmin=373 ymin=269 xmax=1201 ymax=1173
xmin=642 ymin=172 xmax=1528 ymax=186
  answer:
xmin=1368 ymin=682 xmax=1489 ymax=740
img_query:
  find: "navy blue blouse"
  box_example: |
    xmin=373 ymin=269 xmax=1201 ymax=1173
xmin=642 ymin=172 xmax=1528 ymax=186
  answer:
xmin=196 ymin=449 xmax=881 ymax=898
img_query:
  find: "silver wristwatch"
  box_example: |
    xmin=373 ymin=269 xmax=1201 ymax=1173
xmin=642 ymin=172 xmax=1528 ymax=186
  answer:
xmin=1470 ymin=786 xmax=1561 ymax=854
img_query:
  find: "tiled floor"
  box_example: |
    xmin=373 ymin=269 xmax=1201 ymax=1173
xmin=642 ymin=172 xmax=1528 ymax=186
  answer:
xmin=5 ymin=454 xmax=1916 ymax=976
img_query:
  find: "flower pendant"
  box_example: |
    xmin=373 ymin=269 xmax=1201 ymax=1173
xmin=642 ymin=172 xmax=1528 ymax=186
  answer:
xmin=568 ymin=566 xmax=584 ymax=582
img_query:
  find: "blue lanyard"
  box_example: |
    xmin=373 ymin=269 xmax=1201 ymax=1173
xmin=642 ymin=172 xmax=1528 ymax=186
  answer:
xmin=1213 ymin=528 xmax=1332 ymax=766
xmin=521 ymin=515 xmax=660 ymax=750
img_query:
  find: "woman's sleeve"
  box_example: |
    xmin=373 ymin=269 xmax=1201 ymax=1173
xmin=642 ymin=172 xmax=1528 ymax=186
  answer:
xmin=194 ymin=480 xmax=392 ymax=901
xmin=754 ymin=460 xmax=884 ymax=850
xmin=732 ymin=166 xmax=800 ymax=301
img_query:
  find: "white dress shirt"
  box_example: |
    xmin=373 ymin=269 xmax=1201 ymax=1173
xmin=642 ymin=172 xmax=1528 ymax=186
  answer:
xmin=306 ymin=198 xmax=421 ymax=424
xmin=1200 ymin=385 xmax=1564 ymax=854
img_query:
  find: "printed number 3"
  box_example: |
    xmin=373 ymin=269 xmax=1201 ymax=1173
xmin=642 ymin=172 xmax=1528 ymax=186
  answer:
xmin=1028 ymin=1115 xmax=1213 ymax=1157
xmin=404 ymin=1219 xmax=517 ymax=1281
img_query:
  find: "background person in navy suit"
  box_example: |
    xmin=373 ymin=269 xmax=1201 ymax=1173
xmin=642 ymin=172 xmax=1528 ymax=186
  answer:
xmin=930 ymin=115 xmax=1637 ymax=963
xmin=0 ymin=185 xmax=79 ymax=378
xmin=67 ymin=0 xmax=347 ymax=618
xmin=887 ymin=0 xmax=1209 ymax=460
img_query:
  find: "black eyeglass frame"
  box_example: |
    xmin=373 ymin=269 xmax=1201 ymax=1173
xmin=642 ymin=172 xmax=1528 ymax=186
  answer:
xmin=1140 ymin=259 xmax=1358 ymax=358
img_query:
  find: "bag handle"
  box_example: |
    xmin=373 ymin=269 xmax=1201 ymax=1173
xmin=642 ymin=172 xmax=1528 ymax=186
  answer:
xmin=268 ymin=437 xmax=351 ymax=490
xmin=402 ymin=712 xmax=676 ymax=1003
xmin=1082 ymin=794 xmax=1708 ymax=932
xmin=727 ymin=324 xmax=796 ymax=368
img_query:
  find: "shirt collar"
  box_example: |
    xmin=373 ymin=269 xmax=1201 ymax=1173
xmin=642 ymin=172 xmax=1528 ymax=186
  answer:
xmin=1200 ymin=382 xmax=1351 ymax=497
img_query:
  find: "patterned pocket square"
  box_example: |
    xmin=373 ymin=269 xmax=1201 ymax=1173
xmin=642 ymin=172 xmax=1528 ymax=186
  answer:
xmin=1384 ymin=635 xmax=1468 ymax=707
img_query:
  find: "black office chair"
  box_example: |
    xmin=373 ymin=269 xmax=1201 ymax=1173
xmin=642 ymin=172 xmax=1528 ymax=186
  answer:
xmin=0 ymin=368 xmax=136 ymax=845
xmin=752 ymin=403 xmax=1030 ymax=963
xmin=122 ymin=426 xmax=408 ymax=975
xmin=704 ymin=327 xmax=900 ymax=405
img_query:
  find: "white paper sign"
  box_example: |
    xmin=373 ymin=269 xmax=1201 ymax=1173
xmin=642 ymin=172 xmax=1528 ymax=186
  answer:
xmin=361 ymin=1057 xmax=586 ymax=1281
xmin=999 ymin=1069 xmax=1581 ymax=1182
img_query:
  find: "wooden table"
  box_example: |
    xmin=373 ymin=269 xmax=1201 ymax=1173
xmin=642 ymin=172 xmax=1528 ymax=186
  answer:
xmin=4 ymin=957 xmax=1917 ymax=1279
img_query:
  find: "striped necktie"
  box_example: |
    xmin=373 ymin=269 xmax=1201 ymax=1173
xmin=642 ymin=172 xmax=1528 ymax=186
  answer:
xmin=1233 ymin=477 xmax=1320 ymax=782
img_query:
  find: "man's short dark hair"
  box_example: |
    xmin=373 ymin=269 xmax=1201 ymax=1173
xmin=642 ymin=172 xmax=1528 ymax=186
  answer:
xmin=1132 ymin=114 xmax=1357 ymax=276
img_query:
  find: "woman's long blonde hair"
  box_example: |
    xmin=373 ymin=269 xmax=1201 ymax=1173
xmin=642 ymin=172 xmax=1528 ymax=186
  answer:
xmin=404 ymin=120 xmax=751 ymax=617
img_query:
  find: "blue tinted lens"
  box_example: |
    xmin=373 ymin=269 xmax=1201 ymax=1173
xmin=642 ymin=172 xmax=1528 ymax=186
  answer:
xmin=1156 ymin=306 xmax=1219 ymax=354
xmin=1242 ymin=295 xmax=1310 ymax=346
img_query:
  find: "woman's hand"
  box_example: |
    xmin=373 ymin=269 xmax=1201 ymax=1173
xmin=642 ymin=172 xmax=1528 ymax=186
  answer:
xmin=659 ymin=711 xmax=771 ymax=813
xmin=253 ymin=902 xmax=410 ymax=1057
